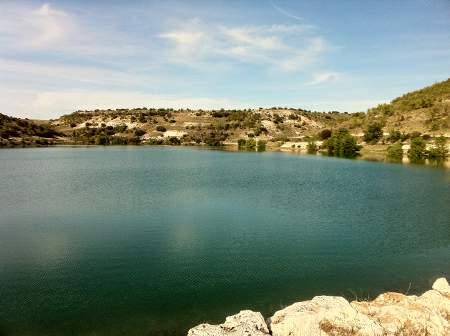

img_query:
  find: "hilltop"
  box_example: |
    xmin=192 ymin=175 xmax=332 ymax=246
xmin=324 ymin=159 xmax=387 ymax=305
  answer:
xmin=1 ymin=79 xmax=449 ymax=148
xmin=366 ymin=79 xmax=450 ymax=134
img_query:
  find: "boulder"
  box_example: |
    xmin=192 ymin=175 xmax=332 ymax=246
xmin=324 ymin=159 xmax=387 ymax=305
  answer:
xmin=432 ymin=277 xmax=450 ymax=297
xmin=187 ymin=310 xmax=270 ymax=336
xmin=269 ymin=296 xmax=382 ymax=336
xmin=188 ymin=278 xmax=450 ymax=336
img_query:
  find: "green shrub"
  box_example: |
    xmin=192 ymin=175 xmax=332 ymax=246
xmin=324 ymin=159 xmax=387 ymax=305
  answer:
xmin=318 ymin=129 xmax=332 ymax=140
xmin=323 ymin=128 xmax=360 ymax=158
xmin=364 ymin=122 xmax=383 ymax=144
xmin=387 ymin=142 xmax=403 ymax=162
xmin=428 ymin=136 xmax=448 ymax=159
xmin=386 ymin=130 xmax=402 ymax=143
xmin=134 ymin=129 xmax=146 ymax=136
xmin=407 ymin=136 xmax=426 ymax=163
xmin=156 ymin=126 xmax=166 ymax=132
xmin=307 ymin=141 xmax=318 ymax=154
xmin=257 ymin=140 xmax=266 ymax=152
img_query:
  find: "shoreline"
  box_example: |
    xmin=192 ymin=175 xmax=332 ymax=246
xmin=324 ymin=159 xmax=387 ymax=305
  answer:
xmin=2 ymin=143 xmax=449 ymax=169
xmin=188 ymin=277 xmax=450 ymax=336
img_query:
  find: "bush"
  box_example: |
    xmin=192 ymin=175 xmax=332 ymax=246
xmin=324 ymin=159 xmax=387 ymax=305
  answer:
xmin=428 ymin=136 xmax=448 ymax=159
xmin=156 ymin=126 xmax=166 ymax=132
xmin=386 ymin=130 xmax=402 ymax=143
xmin=387 ymin=142 xmax=403 ymax=162
xmin=164 ymin=137 xmax=181 ymax=145
xmin=307 ymin=141 xmax=318 ymax=154
xmin=364 ymin=122 xmax=383 ymax=144
xmin=318 ymin=129 xmax=332 ymax=140
xmin=323 ymin=128 xmax=360 ymax=158
xmin=257 ymin=140 xmax=266 ymax=152
xmin=407 ymin=136 xmax=426 ymax=162
xmin=134 ymin=129 xmax=146 ymax=136
xmin=238 ymin=138 xmax=257 ymax=151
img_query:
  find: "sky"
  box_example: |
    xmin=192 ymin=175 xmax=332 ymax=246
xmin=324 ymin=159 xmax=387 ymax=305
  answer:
xmin=0 ymin=0 xmax=449 ymax=119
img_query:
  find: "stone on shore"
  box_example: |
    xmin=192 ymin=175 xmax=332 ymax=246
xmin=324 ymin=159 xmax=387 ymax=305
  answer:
xmin=187 ymin=310 xmax=270 ymax=336
xmin=188 ymin=277 xmax=450 ymax=336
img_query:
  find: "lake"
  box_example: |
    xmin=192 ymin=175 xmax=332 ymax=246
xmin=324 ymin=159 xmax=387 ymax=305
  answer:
xmin=0 ymin=147 xmax=449 ymax=336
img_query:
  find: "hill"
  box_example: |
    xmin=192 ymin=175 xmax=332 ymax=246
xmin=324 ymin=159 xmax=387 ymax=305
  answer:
xmin=0 ymin=79 xmax=449 ymax=147
xmin=366 ymin=79 xmax=450 ymax=134
xmin=0 ymin=113 xmax=62 ymax=147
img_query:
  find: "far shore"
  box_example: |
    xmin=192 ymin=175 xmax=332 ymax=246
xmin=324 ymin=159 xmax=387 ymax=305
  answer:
xmin=2 ymin=142 xmax=449 ymax=169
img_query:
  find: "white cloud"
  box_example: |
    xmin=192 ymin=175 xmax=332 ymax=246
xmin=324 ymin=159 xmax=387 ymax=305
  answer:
xmin=307 ymin=71 xmax=341 ymax=86
xmin=159 ymin=21 xmax=333 ymax=72
xmin=0 ymin=2 xmax=139 ymax=57
xmin=0 ymin=3 xmax=73 ymax=50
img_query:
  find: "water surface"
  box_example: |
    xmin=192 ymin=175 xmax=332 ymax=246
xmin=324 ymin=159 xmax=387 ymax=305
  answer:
xmin=0 ymin=147 xmax=449 ymax=335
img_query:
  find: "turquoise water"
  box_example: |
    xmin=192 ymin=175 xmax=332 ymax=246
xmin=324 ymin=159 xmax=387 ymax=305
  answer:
xmin=0 ymin=147 xmax=449 ymax=336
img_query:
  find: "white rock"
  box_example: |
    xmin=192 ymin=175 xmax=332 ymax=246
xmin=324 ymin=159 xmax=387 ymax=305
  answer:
xmin=432 ymin=277 xmax=450 ymax=296
xmin=352 ymin=290 xmax=450 ymax=335
xmin=187 ymin=310 xmax=269 ymax=336
xmin=269 ymin=296 xmax=383 ymax=336
xmin=188 ymin=278 xmax=450 ymax=336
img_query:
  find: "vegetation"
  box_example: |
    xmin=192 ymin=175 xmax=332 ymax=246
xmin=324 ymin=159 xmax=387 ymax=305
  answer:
xmin=387 ymin=142 xmax=404 ymax=162
xmin=1 ymin=79 xmax=449 ymax=160
xmin=428 ymin=136 xmax=448 ymax=160
xmin=363 ymin=122 xmax=383 ymax=144
xmin=238 ymin=138 xmax=266 ymax=151
xmin=307 ymin=141 xmax=318 ymax=154
xmin=0 ymin=113 xmax=61 ymax=147
xmin=368 ymin=79 xmax=450 ymax=132
xmin=318 ymin=129 xmax=332 ymax=140
xmin=238 ymin=138 xmax=256 ymax=151
xmin=323 ymin=128 xmax=361 ymax=158
xmin=407 ymin=136 xmax=427 ymax=163
xmin=257 ymin=140 xmax=267 ymax=152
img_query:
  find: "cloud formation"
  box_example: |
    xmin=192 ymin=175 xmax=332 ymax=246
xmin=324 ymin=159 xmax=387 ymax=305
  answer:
xmin=159 ymin=21 xmax=332 ymax=72
xmin=0 ymin=3 xmax=73 ymax=50
xmin=307 ymin=72 xmax=341 ymax=86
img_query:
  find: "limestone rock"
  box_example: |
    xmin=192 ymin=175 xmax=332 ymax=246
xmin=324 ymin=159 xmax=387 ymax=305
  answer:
xmin=187 ymin=310 xmax=269 ymax=336
xmin=188 ymin=278 xmax=450 ymax=336
xmin=269 ymin=296 xmax=383 ymax=336
xmin=432 ymin=277 xmax=450 ymax=297
xmin=351 ymin=290 xmax=450 ymax=336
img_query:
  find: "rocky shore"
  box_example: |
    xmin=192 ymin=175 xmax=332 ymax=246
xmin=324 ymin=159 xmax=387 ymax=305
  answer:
xmin=188 ymin=278 xmax=450 ymax=336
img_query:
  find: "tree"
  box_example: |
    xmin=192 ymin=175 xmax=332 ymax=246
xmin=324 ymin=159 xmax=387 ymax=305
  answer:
xmin=428 ymin=136 xmax=448 ymax=160
xmin=364 ymin=122 xmax=383 ymax=144
xmin=307 ymin=141 xmax=318 ymax=154
xmin=407 ymin=136 xmax=426 ymax=163
xmin=386 ymin=129 xmax=402 ymax=143
xmin=387 ymin=142 xmax=403 ymax=162
xmin=323 ymin=128 xmax=360 ymax=158
xmin=257 ymin=140 xmax=266 ymax=152
xmin=318 ymin=129 xmax=332 ymax=140
xmin=134 ymin=129 xmax=146 ymax=136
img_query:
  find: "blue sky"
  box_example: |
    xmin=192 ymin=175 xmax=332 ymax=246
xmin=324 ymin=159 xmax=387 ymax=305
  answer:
xmin=0 ymin=0 xmax=449 ymax=119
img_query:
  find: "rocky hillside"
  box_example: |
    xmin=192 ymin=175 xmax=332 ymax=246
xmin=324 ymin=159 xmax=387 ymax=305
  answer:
xmin=51 ymin=107 xmax=351 ymax=146
xmin=188 ymin=277 xmax=450 ymax=336
xmin=365 ymin=79 xmax=450 ymax=134
xmin=1 ymin=79 xmax=449 ymax=147
xmin=48 ymin=78 xmax=450 ymax=146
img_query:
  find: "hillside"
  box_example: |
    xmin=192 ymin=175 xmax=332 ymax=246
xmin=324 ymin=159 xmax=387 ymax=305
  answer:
xmin=1 ymin=79 xmax=449 ymax=147
xmin=51 ymin=107 xmax=355 ymax=146
xmin=0 ymin=113 xmax=61 ymax=147
xmin=366 ymin=79 xmax=450 ymax=134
